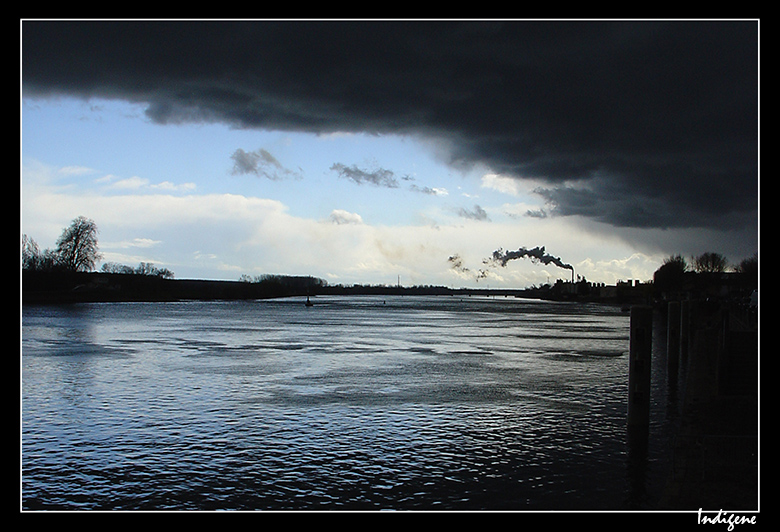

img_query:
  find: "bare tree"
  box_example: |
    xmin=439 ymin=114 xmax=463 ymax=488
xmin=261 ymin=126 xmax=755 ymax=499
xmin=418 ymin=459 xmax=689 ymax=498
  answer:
xmin=101 ymin=262 xmax=136 ymax=274
xmin=22 ymin=234 xmax=41 ymax=270
xmin=735 ymin=252 xmax=758 ymax=289
xmin=692 ymin=252 xmax=728 ymax=273
xmin=735 ymin=253 xmax=758 ymax=275
xmin=101 ymin=261 xmax=174 ymax=278
xmin=22 ymin=233 xmax=61 ymax=271
xmin=55 ymin=216 xmax=102 ymax=272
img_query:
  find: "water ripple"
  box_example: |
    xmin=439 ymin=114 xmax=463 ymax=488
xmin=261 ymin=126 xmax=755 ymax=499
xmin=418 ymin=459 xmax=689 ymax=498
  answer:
xmin=22 ymin=296 xmax=676 ymax=510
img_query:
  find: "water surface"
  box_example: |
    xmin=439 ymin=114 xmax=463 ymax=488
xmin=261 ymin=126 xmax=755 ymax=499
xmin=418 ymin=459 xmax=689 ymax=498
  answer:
xmin=21 ymin=295 xmax=678 ymax=510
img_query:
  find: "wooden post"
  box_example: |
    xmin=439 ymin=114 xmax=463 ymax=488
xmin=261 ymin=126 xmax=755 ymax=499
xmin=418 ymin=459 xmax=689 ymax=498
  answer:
xmin=628 ymin=305 xmax=653 ymax=429
xmin=667 ymin=301 xmax=681 ymax=381
xmin=680 ymin=300 xmax=691 ymax=362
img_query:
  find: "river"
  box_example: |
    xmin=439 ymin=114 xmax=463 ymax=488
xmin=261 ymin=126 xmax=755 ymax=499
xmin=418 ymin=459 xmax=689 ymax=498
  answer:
xmin=21 ymin=295 xmax=681 ymax=510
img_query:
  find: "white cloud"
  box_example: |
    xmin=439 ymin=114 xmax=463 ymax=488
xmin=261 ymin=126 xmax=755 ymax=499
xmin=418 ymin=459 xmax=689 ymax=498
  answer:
xmin=111 ymin=176 xmax=150 ymax=189
xmin=151 ymin=181 xmax=197 ymax=192
xmin=480 ymin=173 xmax=521 ymax=196
xmin=193 ymin=251 xmax=219 ymax=260
xmin=328 ymin=209 xmax=364 ymax=225
xmin=59 ymin=165 xmax=97 ymax=176
xmin=575 ymin=253 xmax=663 ymax=284
xmin=104 ymin=237 xmax=162 ymax=249
xmin=409 ymin=184 xmax=448 ymax=196
xmin=98 ymin=174 xmax=197 ymax=192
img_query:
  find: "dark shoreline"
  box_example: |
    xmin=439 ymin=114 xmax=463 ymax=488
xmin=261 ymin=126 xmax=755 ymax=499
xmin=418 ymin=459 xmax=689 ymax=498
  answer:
xmin=22 ymin=271 xmax=291 ymax=304
xmin=21 ymin=270 xmax=653 ymax=306
xmin=21 ymin=271 xmax=460 ymax=305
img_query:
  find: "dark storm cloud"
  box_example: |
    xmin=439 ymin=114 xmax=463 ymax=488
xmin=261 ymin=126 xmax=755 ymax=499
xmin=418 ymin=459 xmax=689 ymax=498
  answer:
xmin=22 ymin=20 xmax=758 ymax=231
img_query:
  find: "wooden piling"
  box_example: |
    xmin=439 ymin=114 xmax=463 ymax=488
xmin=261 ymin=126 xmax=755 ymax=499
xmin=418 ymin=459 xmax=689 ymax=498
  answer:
xmin=628 ymin=305 xmax=653 ymax=429
xmin=667 ymin=301 xmax=681 ymax=380
xmin=680 ymin=300 xmax=691 ymax=361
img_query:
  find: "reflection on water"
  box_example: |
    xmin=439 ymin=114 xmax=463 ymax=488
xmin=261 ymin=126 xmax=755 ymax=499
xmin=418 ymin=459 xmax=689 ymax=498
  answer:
xmin=22 ymin=296 xmax=679 ymax=510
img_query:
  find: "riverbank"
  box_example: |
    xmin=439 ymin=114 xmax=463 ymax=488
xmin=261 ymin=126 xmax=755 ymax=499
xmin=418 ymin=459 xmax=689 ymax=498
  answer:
xmin=22 ymin=271 xmax=287 ymax=304
xmin=21 ymin=270 xmax=652 ymax=306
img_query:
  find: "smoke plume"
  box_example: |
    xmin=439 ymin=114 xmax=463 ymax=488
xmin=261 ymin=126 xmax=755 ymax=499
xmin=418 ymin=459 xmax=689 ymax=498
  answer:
xmin=447 ymin=254 xmax=469 ymax=273
xmin=486 ymin=246 xmax=574 ymax=273
xmin=449 ymin=253 xmax=491 ymax=281
xmin=451 ymin=246 xmax=575 ymax=283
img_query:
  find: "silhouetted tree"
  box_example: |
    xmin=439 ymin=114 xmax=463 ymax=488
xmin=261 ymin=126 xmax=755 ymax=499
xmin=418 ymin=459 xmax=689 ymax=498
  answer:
xmin=735 ymin=252 xmax=758 ymax=289
xmin=735 ymin=253 xmax=758 ymax=275
xmin=101 ymin=261 xmax=174 ymax=278
xmin=692 ymin=252 xmax=728 ymax=273
xmin=22 ymin=234 xmax=41 ymax=270
xmin=653 ymin=254 xmax=689 ymax=295
xmin=148 ymin=266 xmax=174 ymax=279
xmin=22 ymin=233 xmax=64 ymax=271
xmin=101 ymin=262 xmax=136 ymax=274
xmin=55 ymin=216 xmax=101 ymax=272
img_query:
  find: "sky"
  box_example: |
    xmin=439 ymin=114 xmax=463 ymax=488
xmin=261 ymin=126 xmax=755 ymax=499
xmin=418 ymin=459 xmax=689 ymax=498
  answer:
xmin=20 ymin=20 xmax=759 ymax=288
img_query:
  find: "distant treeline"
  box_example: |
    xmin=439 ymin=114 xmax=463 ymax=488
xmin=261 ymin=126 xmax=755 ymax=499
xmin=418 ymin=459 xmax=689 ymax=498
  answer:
xmin=653 ymin=252 xmax=757 ymax=299
xmin=321 ymin=284 xmax=454 ymax=296
xmin=21 ymin=266 xmax=758 ymax=306
xmin=22 ymin=271 xmax=330 ymax=304
xmin=22 ymin=270 xmax=479 ymax=304
xmin=240 ymin=274 xmax=454 ymax=296
xmin=239 ymin=273 xmax=327 ymax=290
xmin=101 ymin=261 xmax=174 ymax=279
